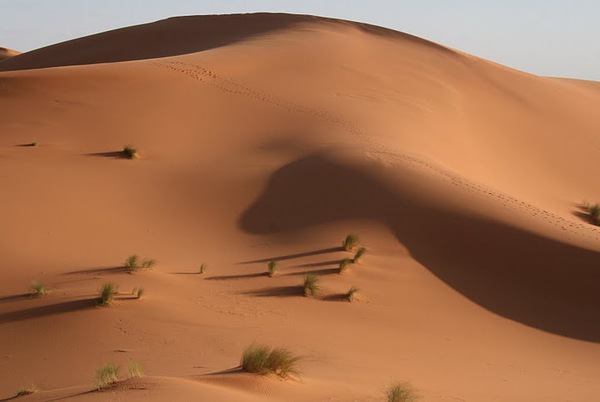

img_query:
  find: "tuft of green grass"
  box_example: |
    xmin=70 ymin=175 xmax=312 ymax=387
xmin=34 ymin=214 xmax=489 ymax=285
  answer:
xmin=353 ymin=247 xmax=367 ymax=264
xmin=97 ymin=283 xmax=118 ymax=306
xmin=343 ymin=233 xmax=360 ymax=251
xmin=95 ymin=363 xmax=119 ymax=389
xmin=141 ymin=258 xmax=156 ymax=269
xmin=587 ymin=203 xmax=600 ymax=225
xmin=15 ymin=386 xmax=38 ymax=397
xmin=123 ymin=145 xmax=138 ymax=159
xmin=127 ymin=360 xmax=144 ymax=378
xmin=338 ymin=258 xmax=353 ymax=274
xmin=133 ymin=288 xmax=144 ymax=299
xmin=125 ymin=255 xmax=139 ymax=272
xmin=303 ymin=273 xmax=320 ymax=297
xmin=30 ymin=281 xmax=49 ymax=297
xmin=199 ymin=263 xmax=207 ymax=274
xmin=346 ymin=286 xmax=359 ymax=302
xmin=240 ymin=344 xmax=301 ymax=379
xmin=387 ymin=381 xmax=418 ymax=402
xmin=267 ymin=260 xmax=278 ymax=277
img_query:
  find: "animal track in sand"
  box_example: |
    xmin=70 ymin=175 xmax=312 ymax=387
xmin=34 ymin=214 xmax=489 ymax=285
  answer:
xmin=150 ymin=60 xmax=600 ymax=245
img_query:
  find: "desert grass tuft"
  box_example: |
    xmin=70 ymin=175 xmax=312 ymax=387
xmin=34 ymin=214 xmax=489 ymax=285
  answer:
xmin=199 ymin=263 xmax=207 ymax=274
xmin=240 ymin=344 xmax=301 ymax=379
xmin=15 ymin=386 xmax=38 ymax=397
xmin=125 ymin=255 xmax=139 ymax=272
xmin=267 ymin=260 xmax=278 ymax=277
xmin=346 ymin=286 xmax=359 ymax=302
xmin=587 ymin=203 xmax=600 ymax=225
xmin=387 ymin=381 xmax=418 ymax=402
xmin=141 ymin=258 xmax=156 ymax=269
xmin=338 ymin=258 xmax=353 ymax=274
xmin=303 ymin=273 xmax=320 ymax=297
xmin=97 ymin=283 xmax=118 ymax=306
xmin=30 ymin=281 xmax=49 ymax=297
xmin=342 ymin=233 xmax=360 ymax=251
xmin=123 ymin=145 xmax=138 ymax=159
xmin=133 ymin=288 xmax=144 ymax=299
xmin=95 ymin=363 xmax=119 ymax=389
xmin=127 ymin=360 xmax=144 ymax=378
xmin=353 ymin=247 xmax=367 ymax=263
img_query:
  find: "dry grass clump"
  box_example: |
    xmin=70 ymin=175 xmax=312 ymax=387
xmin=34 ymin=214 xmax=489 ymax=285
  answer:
xmin=387 ymin=381 xmax=418 ymax=402
xmin=342 ymin=233 xmax=360 ymax=251
xmin=123 ymin=145 xmax=138 ymax=159
xmin=267 ymin=260 xmax=278 ymax=277
xmin=132 ymin=288 xmax=144 ymax=299
xmin=240 ymin=344 xmax=301 ymax=379
xmin=30 ymin=281 xmax=49 ymax=297
xmin=303 ymin=273 xmax=320 ymax=297
xmin=199 ymin=263 xmax=207 ymax=274
xmin=95 ymin=363 xmax=119 ymax=389
xmin=338 ymin=258 xmax=353 ymax=274
xmin=97 ymin=283 xmax=118 ymax=306
xmin=125 ymin=255 xmax=156 ymax=272
xmin=127 ymin=360 xmax=144 ymax=378
xmin=15 ymin=385 xmax=38 ymax=397
xmin=353 ymin=247 xmax=367 ymax=263
xmin=346 ymin=286 xmax=359 ymax=302
xmin=587 ymin=203 xmax=600 ymax=225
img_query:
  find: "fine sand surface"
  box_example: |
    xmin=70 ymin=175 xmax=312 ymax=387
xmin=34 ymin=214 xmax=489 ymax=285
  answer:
xmin=1 ymin=13 xmax=599 ymax=401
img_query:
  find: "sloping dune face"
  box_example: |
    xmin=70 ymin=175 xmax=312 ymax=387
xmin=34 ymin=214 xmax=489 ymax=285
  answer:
xmin=0 ymin=46 xmax=20 ymax=62
xmin=0 ymin=13 xmax=599 ymax=401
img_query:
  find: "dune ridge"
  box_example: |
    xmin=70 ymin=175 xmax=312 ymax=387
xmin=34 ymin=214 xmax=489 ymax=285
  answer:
xmin=0 ymin=13 xmax=599 ymax=401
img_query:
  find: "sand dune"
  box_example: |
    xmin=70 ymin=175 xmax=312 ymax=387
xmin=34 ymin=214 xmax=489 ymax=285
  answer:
xmin=0 ymin=13 xmax=599 ymax=401
xmin=0 ymin=47 xmax=20 ymax=62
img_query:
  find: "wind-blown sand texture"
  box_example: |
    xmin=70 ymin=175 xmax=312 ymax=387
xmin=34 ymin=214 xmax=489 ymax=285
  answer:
xmin=0 ymin=13 xmax=599 ymax=401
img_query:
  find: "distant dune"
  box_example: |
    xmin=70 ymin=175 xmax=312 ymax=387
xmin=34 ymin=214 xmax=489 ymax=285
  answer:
xmin=0 ymin=13 xmax=598 ymax=401
xmin=0 ymin=46 xmax=20 ymax=62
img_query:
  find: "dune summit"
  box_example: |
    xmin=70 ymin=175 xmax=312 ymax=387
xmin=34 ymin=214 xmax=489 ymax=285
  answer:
xmin=0 ymin=46 xmax=20 ymax=62
xmin=0 ymin=13 xmax=599 ymax=401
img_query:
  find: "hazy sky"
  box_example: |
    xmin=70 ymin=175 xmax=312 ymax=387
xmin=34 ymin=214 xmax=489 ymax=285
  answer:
xmin=2 ymin=0 xmax=599 ymax=81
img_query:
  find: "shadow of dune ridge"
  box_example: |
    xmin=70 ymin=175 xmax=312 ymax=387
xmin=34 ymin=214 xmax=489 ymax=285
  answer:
xmin=238 ymin=153 xmax=600 ymax=342
xmin=0 ymin=13 xmax=458 ymax=72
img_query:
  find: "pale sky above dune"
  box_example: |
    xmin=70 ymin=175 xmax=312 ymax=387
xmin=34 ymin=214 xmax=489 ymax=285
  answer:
xmin=1 ymin=0 xmax=599 ymax=81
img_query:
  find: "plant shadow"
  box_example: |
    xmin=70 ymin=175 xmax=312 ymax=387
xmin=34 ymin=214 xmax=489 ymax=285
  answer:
xmin=0 ymin=298 xmax=97 ymax=324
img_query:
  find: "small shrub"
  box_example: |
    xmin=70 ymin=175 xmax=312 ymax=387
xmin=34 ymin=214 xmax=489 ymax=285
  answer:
xmin=240 ymin=344 xmax=300 ymax=378
xmin=387 ymin=381 xmax=418 ymax=402
xmin=267 ymin=260 xmax=278 ymax=277
xmin=346 ymin=286 xmax=359 ymax=302
xmin=127 ymin=360 xmax=144 ymax=378
xmin=353 ymin=247 xmax=367 ymax=263
xmin=125 ymin=255 xmax=139 ymax=272
xmin=338 ymin=258 xmax=353 ymax=274
xmin=133 ymin=288 xmax=144 ymax=299
xmin=588 ymin=203 xmax=600 ymax=225
xmin=95 ymin=363 xmax=119 ymax=389
xmin=98 ymin=283 xmax=118 ymax=306
xmin=141 ymin=258 xmax=156 ymax=269
xmin=28 ymin=141 xmax=38 ymax=147
xmin=123 ymin=145 xmax=138 ymax=159
xmin=303 ymin=273 xmax=320 ymax=297
xmin=30 ymin=281 xmax=49 ymax=297
xmin=199 ymin=263 xmax=207 ymax=274
xmin=15 ymin=386 xmax=37 ymax=396
xmin=343 ymin=234 xmax=359 ymax=251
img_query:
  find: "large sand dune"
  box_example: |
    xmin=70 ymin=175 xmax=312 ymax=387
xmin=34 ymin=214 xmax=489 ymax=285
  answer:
xmin=0 ymin=13 xmax=599 ymax=401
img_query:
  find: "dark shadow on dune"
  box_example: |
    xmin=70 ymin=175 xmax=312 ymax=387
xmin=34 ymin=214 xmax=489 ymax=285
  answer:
xmin=85 ymin=151 xmax=131 ymax=159
xmin=64 ymin=266 xmax=125 ymax=275
xmin=15 ymin=143 xmax=37 ymax=147
xmin=238 ymin=153 xmax=600 ymax=342
xmin=242 ymin=286 xmax=304 ymax=298
xmin=322 ymin=293 xmax=350 ymax=302
xmin=0 ymin=298 xmax=97 ymax=324
xmin=283 ymin=268 xmax=340 ymax=277
xmin=201 ymin=367 xmax=244 ymax=376
xmin=205 ymin=272 xmax=267 ymax=281
xmin=292 ymin=259 xmax=341 ymax=268
xmin=239 ymin=247 xmax=342 ymax=264
xmin=0 ymin=13 xmax=457 ymax=72
xmin=0 ymin=294 xmax=30 ymax=303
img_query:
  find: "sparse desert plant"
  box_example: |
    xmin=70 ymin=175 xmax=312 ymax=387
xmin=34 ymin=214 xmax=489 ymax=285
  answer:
xmin=387 ymin=381 xmax=418 ymax=402
xmin=127 ymin=360 xmax=144 ymax=378
xmin=587 ymin=203 xmax=600 ymax=225
xmin=123 ymin=145 xmax=138 ymax=159
xmin=30 ymin=281 xmax=49 ymax=297
xmin=15 ymin=385 xmax=37 ymax=397
xmin=353 ymin=247 xmax=367 ymax=263
xmin=342 ymin=233 xmax=360 ymax=251
xmin=346 ymin=286 xmax=359 ymax=302
xmin=98 ymin=283 xmax=118 ymax=306
xmin=141 ymin=258 xmax=156 ymax=269
xmin=339 ymin=258 xmax=353 ymax=274
xmin=95 ymin=363 xmax=119 ymax=389
xmin=199 ymin=263 xmax=207 ymax=274
xmin=133 ymin=288 xmax=144 ymax=299
xmin=125 ymin=255 xmax=139 ymax=272
xmin=29 ymin=141 xmax=38 ymax=147
xmin=240 ymin=344 xmax=301 ymax=379
xmin=303 ymin=273 xmax=320 ymax=297
xmin=267 ymin=260 xmax=278 ymax=277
